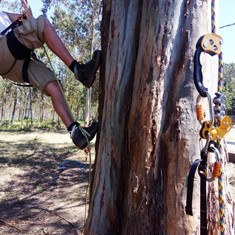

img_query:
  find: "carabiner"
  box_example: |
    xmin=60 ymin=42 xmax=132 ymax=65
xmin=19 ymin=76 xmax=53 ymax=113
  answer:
xmin=199 ymin=142 xmax=221 ymax=182
xmin=196 ymin=94 xmax=214 ymax=125
xmin=206 ymin=145 xmax=222 ymax=182
xmin=194 ymin=33 xmax=223 ymax=97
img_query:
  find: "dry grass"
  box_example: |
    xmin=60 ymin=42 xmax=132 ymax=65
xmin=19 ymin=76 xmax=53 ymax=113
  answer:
xmin=0 ymin=131 xmax=95 ymax=235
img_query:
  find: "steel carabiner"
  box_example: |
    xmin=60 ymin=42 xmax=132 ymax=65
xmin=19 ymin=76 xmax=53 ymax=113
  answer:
xmin=198 ymin=141 xmax=222 ymax=182
xmin=194 ymin=33 xmax=223 ymax=97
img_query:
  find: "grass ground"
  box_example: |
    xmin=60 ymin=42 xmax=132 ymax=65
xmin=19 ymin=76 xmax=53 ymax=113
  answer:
xmin=0 ymin=129 xmax=234 ymax=234
xmin=0 ymin=131 xmax=94 ymax=235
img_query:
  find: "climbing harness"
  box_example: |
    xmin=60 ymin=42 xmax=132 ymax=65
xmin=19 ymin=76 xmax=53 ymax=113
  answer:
xmin=186 ymin=1 xmax=233 ymax=234
xmin=0 ymin=12 xmax=27 ymax=35
xmin=0 ymin=8 xmax=34 ymax=84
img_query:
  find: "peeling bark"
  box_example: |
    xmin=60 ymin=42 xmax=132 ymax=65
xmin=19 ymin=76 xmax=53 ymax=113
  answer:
xmin=85 ymin=1 xmax=234 ymax=234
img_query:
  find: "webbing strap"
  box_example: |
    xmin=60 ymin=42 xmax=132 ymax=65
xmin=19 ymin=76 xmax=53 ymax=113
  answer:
xmin=5 ymin=31 xmax=33 ymax=84
xmin=185 ymin=159 xmax=201 ymax=215
xmin=186 ymin=158 xmax=208 ymax=234
xmin=7 ymin=31 xmax=32 ymax=60
xmin=200 ymin=172 xmax=208 ymax=235
xmin=1 ymin=19 xmax=21 ymax=36
xmin=0 ymin=13 xmax=32 ymax=83
xmin=22 ymin=56 xmax=31 ymax=83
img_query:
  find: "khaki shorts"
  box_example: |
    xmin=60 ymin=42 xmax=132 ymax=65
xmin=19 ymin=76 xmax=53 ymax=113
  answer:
xmin=0 ymin=15 xmax=57 ymax=95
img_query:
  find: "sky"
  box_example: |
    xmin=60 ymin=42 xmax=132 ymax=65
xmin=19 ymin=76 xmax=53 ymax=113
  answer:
xmin=28 ymin=0 xmax=44 ymax=17
xmin=3 ymin=0 xmax=235 ymax=63
xmin=219 ymin=0 xmax=235 ymax=63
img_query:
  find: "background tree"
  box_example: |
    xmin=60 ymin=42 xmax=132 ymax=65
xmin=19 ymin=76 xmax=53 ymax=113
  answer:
xmin=223 ymin=63 xmax=235 ymax=116
xmin=43 ymin=0 xmax=101 ymax=123
xmin=85 ymin=1 xmax=234 ymax=234
xmin=0 ymin=0 xmax=101 ymax=128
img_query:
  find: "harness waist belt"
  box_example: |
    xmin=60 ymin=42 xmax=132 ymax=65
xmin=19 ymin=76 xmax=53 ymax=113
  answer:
xmin=6 ymin=31 xmax=32 ymax=60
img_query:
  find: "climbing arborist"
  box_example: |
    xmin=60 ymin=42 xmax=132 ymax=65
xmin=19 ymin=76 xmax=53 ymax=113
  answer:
xmin=0 ymin=0 xmax=101 ymax=149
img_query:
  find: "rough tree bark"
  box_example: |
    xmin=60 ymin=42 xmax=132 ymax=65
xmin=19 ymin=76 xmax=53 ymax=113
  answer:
xmin=85 ymin=1 xmax=234 ymax=234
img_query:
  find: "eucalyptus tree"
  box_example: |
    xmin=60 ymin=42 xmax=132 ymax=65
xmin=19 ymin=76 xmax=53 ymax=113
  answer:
xmin=84 ymin=1 xmax=234 ymax=234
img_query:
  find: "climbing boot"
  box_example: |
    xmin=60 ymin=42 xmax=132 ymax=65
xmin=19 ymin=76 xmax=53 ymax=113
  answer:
xmin=74 ymin=50 xmax=101 ymax=88
xmin=70 ymin=122 xmax=98 ymax=149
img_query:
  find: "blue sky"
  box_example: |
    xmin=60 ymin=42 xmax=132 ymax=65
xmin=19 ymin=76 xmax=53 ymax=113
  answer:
xmin=219 ymin=0 xmax=235 ymax=63
xmin=4 ymin=0 xmax=235 ymax=63
xmin=28 ymin=0 xmax=43 ymax=17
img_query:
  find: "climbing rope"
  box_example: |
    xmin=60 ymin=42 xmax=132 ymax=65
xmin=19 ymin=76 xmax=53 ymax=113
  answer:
xmin=210 ymin=1 xmax=226 ymax=234
xmin=211 ymin=0 xmax=224 ymax=93
xmin=218 ymin=53 xmax=224 ymax=93
xmin=211 ymin=0 xmax=216 ymax=34
xmin=218 ymin=160 xmax=225 ymax=234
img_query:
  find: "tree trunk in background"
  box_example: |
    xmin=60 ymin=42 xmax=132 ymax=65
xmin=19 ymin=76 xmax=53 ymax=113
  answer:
xmin=85 ymin=1 xmax=234 ymax=234
xmin=40 ymin=93 xmax=44 ymax=122
xmin=23 ymin=88 xmax=33 ymax=126
xmin=0 ymin=86 xmax=7 ymax=123
xmin=85 ymin=89 xmax=91 ymax=125
xmin=85 ymin=2 xmax=95 ymax=125
xmin=10 ymin=89 xmax=17 ymax=124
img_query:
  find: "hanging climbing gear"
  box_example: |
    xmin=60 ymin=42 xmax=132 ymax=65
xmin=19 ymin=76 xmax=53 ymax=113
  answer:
xmin=186 ymin=140 xmax=222 ymax=234
xmin=199 ymin=145 xmax=222 ymax=182
xmin=186 ymin=2 xmax=233 ymax=234
xmin=194 ymin=33 xmax=233 ymax=141
xmin=194 ymin=33 xmax=222 ymax=97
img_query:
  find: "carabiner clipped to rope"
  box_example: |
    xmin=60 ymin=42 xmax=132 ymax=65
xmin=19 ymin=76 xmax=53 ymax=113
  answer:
xmin=194 ymin=33 xmax=223 ymax=97
xmin=196 ymin=95 xmax=214 ymax=125
xmin=200 ymin=144 xmax=222 ymax=182
xmin=194 ymin=33 xmax=233 ymax=140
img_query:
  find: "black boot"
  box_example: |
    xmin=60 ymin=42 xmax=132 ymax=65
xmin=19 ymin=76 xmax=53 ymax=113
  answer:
xmin=74 ymin=50 xmax=101 ymax=88
xmin=69 ymin=122 xmax=98 ymax=149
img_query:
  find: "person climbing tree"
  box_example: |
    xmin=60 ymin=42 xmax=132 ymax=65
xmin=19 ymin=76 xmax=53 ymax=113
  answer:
xmin=0 ymin=0 xmax=101 ymax=149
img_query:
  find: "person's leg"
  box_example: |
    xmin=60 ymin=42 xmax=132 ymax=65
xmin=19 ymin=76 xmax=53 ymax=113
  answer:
xmin=45 ymin=81 xmax=74 ymax=128
xmin=13 ymin=15 xmax=100 ymax=88
xmin=42 ymin=18 xmax=101 ymax=88
xmin=45 ymin=81 xmax=98 ymax=149
xmin=42 ymin=19 xmax=74 ymax=67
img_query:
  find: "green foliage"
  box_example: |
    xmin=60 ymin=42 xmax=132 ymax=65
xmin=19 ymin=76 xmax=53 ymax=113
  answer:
xmin=223 ymin=63 xmax=235 ymax=115
xmin=0 ymin=119 xmax=63 ymax=131
xmin=0 ymin=0 xmax=101 ymax=130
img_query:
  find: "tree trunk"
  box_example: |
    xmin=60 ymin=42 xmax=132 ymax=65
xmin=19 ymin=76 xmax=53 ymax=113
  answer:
xmin=10 ymin=89 xmax=17 ymax=125
xmin=85 ymin=2 xmax=95 ymax=125
xmin=85 ymin=1 xmax=234 ymax=234
xmin=85 ymin=88 xmax=91 ymax=125
xmin=0 ymin=86 xmax=7 ymax=123
xmin=40 ymin=93 xmax=44 ymax=122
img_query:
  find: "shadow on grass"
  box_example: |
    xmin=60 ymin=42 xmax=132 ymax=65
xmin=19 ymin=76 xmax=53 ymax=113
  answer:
xmin=0 ymin=133 xmax=92 ymax=234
